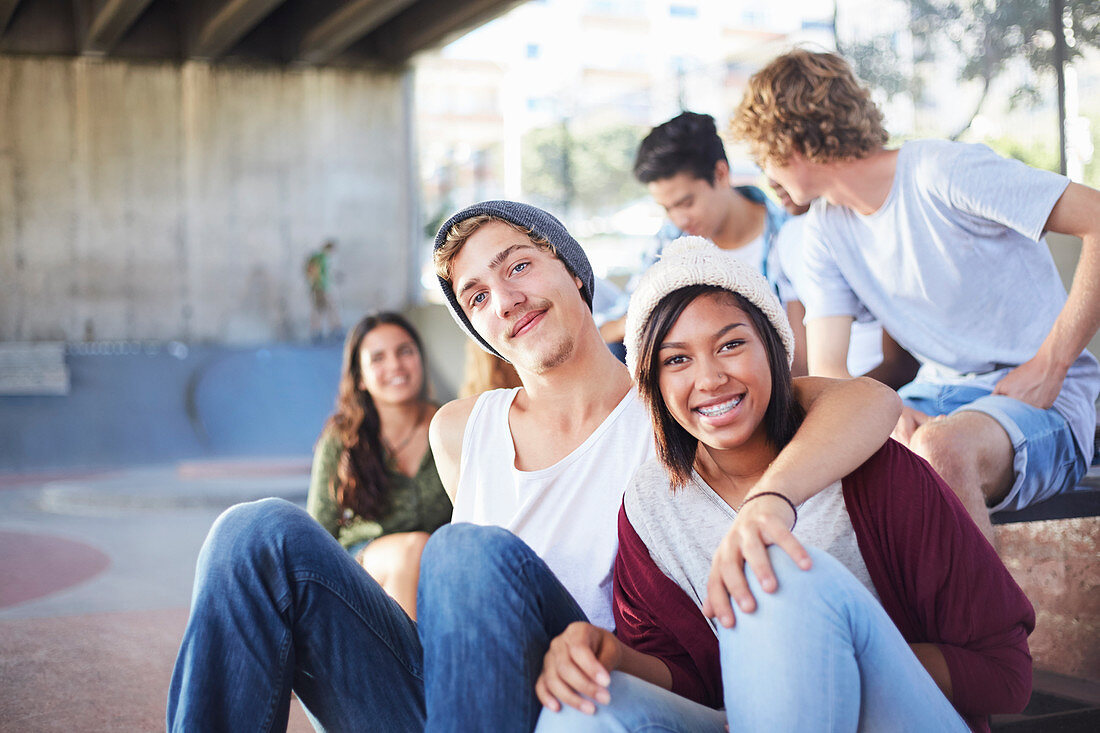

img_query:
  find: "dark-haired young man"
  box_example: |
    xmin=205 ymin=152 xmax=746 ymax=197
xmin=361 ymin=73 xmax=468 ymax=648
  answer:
xmin=600 ymin=112 xmax=787 ymax=350
xmin=734 ymin=49 xmax=1100 ymax=543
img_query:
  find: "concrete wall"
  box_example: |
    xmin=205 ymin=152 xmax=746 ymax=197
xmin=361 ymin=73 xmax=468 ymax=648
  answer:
xmin=0 ymin=56 xmax=417 ymax=344
xmin=405 ymin=302 xmax=468 ymax=403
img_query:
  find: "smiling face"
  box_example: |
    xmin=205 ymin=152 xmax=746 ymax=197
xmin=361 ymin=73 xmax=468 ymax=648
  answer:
xmin=647 ymin=167 xmax=730 ymax=239
xmin=358 ymin=323 xmax=424 ymax=407
xmin=656 ymin=292 xmax=773 ymax=455
xmin=450 ymin=220 xmax=586 ymax=374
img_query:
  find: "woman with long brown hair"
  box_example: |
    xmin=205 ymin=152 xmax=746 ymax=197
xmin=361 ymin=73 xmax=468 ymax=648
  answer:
xmin=306 ymin=311 xmax=451 ymax=619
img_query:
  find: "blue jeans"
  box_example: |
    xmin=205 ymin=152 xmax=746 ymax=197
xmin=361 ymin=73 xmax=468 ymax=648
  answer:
xmin=419 ymin=522 xmax=588 ymax=732
xmin=167 ymin=498 xmax=425 ymax=731
xmin=167 ymin=503 xmax=584 ymax=732
xmin=535 ymin=547 xmax=968 ymax=732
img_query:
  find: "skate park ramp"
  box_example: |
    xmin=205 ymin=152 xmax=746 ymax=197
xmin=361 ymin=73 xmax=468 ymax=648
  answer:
xmin=0 ymin=341 xmax=342 ymax=473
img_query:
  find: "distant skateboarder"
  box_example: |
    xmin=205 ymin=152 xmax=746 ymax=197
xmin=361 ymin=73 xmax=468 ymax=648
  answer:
xmin=306 ymin=239 xmax=341 ymax=340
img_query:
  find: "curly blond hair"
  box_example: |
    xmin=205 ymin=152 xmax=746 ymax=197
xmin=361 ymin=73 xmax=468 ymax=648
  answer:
xmin=433 ymin=214 xmax=555 ymax=283
xmin=732 ymin=49 xmax=887 ymax=167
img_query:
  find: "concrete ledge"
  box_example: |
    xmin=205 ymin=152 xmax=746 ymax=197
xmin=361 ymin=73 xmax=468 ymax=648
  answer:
xmin=0 ymin=342 xmax=69 ymax=396
xmin=997 ymin=516 xmax=1099 ymax=682
xmin=994 ymin=482 xmax=1100 ymax=525
xmin=34 ymin=466 xmax=309 ymax=514
xmin=991 ymin=670 xmax=1100 ymax=731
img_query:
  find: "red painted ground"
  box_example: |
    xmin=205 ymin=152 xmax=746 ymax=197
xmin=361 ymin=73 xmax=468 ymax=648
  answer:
xmin=0 ymin=530 xmax=111 ymax=608
xmin=0 ymin=608 xmax=313 ymax=732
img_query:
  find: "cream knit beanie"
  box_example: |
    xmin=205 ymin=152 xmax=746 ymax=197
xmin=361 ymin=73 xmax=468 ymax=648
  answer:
xmin=624 ymin=236 xmax=794 ymax=375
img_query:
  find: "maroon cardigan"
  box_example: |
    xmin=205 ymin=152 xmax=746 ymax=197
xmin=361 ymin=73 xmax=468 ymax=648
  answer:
xmin=613 ymin=439 xmax=1035 ymax=733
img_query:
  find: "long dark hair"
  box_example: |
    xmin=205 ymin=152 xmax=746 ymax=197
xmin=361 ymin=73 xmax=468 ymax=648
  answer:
xmin=634 ymin=285 xmax=804 ymax=489
xmin=323 ymin=312 xmax=430 ymax=521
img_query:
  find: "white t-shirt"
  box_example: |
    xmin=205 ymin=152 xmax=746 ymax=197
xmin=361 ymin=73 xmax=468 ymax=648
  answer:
xmin=453 ymin=387 xmax=656 ymax=631
xmin=726 ymin=230 xmax=766 ymax=270
xmin=800 ymin=140 xmax=1099 ymax=460
xmin=773 ymin=215 xmax=884 ymax=376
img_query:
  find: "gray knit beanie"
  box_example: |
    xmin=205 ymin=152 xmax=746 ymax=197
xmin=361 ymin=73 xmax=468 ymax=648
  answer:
xmin=433 ymin=201 xmax=594 ymax=360
xmin=624 ymin=236 xmax=794 ymax=376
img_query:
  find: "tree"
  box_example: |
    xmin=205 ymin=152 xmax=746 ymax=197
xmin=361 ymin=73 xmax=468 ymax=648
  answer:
xmin=838 ymin=0 xmax=1100 ymax=140
xmin=521 ymin=123 xmax=646 ymax=217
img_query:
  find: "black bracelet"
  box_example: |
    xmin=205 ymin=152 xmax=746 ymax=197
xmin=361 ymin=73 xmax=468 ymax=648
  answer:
xmin=737 ymin=491 xmax=797 ymax=531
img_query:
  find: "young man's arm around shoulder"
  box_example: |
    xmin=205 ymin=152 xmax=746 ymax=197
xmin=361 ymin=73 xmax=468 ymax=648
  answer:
xmin=994 ymin=182 xmax=1100 ymax=408
xmin=428 ymin=395 xmax=481 ymax=503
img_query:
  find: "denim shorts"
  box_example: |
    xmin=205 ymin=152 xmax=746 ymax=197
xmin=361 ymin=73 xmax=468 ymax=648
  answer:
xmin=897 ymin=381 xmax=1086 ymax=512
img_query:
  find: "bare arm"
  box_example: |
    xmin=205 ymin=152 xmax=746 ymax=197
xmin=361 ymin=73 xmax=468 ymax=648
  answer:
xmin=806 ymin=315 xmax=855 ymax=379
xmin=704 ymin=375 xmax=902 ymax=627
xmin=427 ymin=396 xmax=479 ymax=503
xmin=994 ymin=182 xmax=1100 ymax=408
xmin=786 ymin=300 xmax=809 ymax=378
xmin=763 ymin=375 xmax=902 ymax=502
xmin=863 ymin=329 xmax=920 ymax=390
xmin=861 ymin=329 xmax=928 ymax=444
xmin=807 ymin=315 xmax=928 ymax=446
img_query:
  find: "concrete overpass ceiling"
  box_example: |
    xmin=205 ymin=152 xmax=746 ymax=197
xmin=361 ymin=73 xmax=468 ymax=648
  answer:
xmin=0 ymin=0 xmax=22 ymax=36
xmin=81 ymin=0 xmax=159 ymax=55
xmin=0 ymin=0 xmax=524 ymax=66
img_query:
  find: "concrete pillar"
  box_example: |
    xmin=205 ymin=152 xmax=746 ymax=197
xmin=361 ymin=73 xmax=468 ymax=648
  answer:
xmin=0 ymin=55 xmax=415 ymax=344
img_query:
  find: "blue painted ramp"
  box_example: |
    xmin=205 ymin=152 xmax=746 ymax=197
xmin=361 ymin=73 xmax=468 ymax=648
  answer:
xmin=190 ymin=346 xmax=341 ymax=456
xmin=0 ymin=343 xmax=341 ymax=472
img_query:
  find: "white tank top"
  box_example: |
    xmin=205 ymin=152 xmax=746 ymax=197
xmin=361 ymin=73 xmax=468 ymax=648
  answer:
xmin=454 ymin=387 xmax=655 ymax=630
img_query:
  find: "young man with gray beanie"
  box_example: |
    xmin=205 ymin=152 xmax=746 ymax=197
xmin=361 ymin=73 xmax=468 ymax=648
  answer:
xmin=167 ymin=200 xmax=900 ymax=732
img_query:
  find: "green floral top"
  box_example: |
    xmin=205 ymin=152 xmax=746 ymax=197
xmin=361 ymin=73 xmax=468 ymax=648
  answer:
xmin=306 ymin=429 xmax=452 ymax=549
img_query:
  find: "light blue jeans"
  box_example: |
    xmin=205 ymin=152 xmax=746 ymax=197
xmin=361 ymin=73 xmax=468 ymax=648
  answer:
xmin=167 ymin=501 xmax=585 ymax=732
xmin=535 ymin=547 xmax=968 ymax=732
